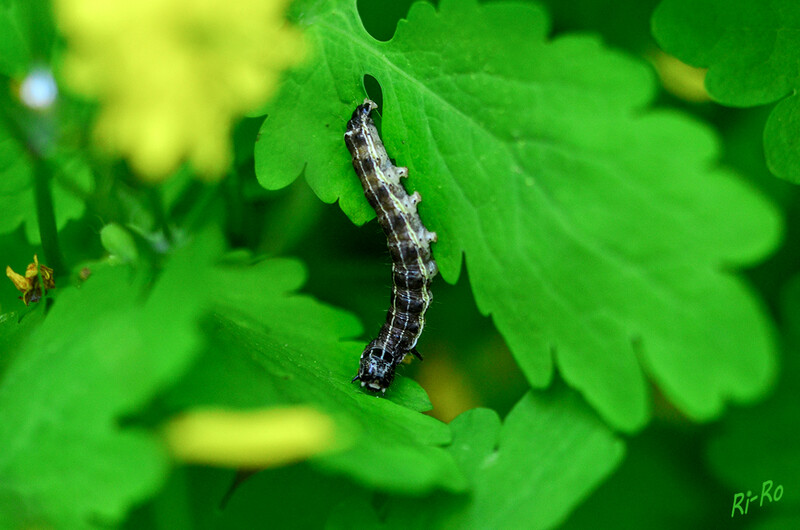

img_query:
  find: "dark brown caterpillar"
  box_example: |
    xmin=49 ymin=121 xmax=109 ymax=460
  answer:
xmin=344 ymin=99 xmax=438 ymax=393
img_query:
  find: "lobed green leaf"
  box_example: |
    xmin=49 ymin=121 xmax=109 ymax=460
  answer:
xmin=0 ymin=232 xmax=224 ymax=528
xmin=327 ymin=388 xmax=624 ymax=529
xmin=158 ymin=254 xmax=466 ymax=495
xmin=0 ymin=134 xmax=93 ymax=244
xmin=653 ymin=0 xmax=800 ymax=182
xmin=255 ymin=0 xmax=780 ymax=431
xmin=705 ymin=276 xmax=800 ymax=511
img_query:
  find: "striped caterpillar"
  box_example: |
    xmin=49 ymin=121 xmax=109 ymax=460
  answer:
xmin=344 ymin=99 xmax=438 ymax=393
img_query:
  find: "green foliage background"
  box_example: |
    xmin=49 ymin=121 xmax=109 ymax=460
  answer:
xmin=1 ymin=0 xmax=798 ymax=528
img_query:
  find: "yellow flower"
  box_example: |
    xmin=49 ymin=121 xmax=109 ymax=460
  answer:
xmin=6 ymin=255 xmax=55 ymax=306
xmin=55 ymin=0 xmax=306 ymax=180
xmin=163 ymin=407 xmax=343 ymax=468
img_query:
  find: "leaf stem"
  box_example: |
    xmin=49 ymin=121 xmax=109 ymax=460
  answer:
xmin=182 ymin=182 xmax=221 ymax=234
xmin=33 ymin=157 xmax=66 ymax=275
xmin=147 ymin=186 xmax=174 ymax=245
xmin=0 ymin=77 xmax=65 ymax=276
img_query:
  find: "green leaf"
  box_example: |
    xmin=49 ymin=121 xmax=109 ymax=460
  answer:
xmin=705 ymin=276 xmax=800 ymax=510
xmin=764 ymin=95 xmax=800 ymax=182
xmin=0 ymin=305 xmax=44 ymax=377
xmin=123 ymin=465 xmax=364 ymax=530
xmin=325 ymin=497 xmax=386 ymax=530
xmin=100 ymin=223 xmax=139 ymax=263
xmin=0 ymin=135 xmax=93 ymax=244
xmin=652 ymin=0 xmax=800 ymax=182
xmin=43 ymin=154 xmax=94 ymax=242
xmin=0 ymin=0 xmax=56 ymax=76
xmin=157 ymin=256 xmax=465 ymax=494
xmin=255 ymin=0 xmax=779 ymax=431
xmin=328 ymin=388 xmax=624 ymax=529
xmin=539 ymin=0 xmax=661 ymax=51
xmin=563 ymin=428 xmax=716 ymax=529
xmin=445 ymin=390 xmax=624 ymax=529
xmin=0 ymin=233 xmax=223 ymax=528
xmin=0 ymin=7 xmax=29 ymax=77
xmin=0 ymin=127 xmax=33 ymax=235
xmin=220 ymin=465 xmax=363 ymax=530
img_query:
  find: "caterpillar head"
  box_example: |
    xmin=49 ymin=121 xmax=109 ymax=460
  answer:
xmin=352 ymin=343 xmax=396 ymax=393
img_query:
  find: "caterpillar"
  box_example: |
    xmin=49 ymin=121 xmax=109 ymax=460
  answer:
xmin=344 ymin=99 xmax=438 ymax=393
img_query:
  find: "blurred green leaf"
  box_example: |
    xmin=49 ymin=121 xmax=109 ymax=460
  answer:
xmin=653 ymin=0 xmax=800 ymax=182
xmin=0 ymin=305 xmax=44 ymax=377
xmin=124 ymin=465 xmax=363 ymax=530
xmin=540 ymin=0 xmax=661 ymax=51
xmin=705 ymin=276 xmax=800 ymax=511
xmin=443 ymin=390 xmax=623 ymax=529
xmin=0 ymin=232 xmax=223 ymax=528
xmin=0 ymin=10 xmax=28 ymax=76
xmin=46 ymin=154 xmax=94 ymax=241
xmin=652 ymin=0 xmax=798 ymax=106
xmin=325 ymin=499 xmax=385 ymax=529
xmin=563 ymin=427 xmax=719 ymax=529
xmin=156 ymin=255 xmax=466 ymax=494
xmin=0 ymin=123 xmax=33 ymax=235
xmin=220 ymin=465 xmax=362 ymax=530
xmin=0 ymin=0 xmax=56 ymax=76
xmin=327 ymin=388 xmax=624 ymax=529
xmin=255 ymin=0 xmax=779 ymax=431
xmin=720 ymin=107 xmax=796 ymax=208
xmin=0 ymin=136 xmax=93 ymax=244
xmin=100 ymin=222 xmax=139 ymax=263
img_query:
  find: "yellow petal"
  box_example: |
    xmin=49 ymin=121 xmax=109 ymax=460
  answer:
xmin=6 ymin=266 xmax=31 ymax=292
xmin=163 ymin=407 xmax=340 ymax=468
xmin=25 ymin=261 xmax=38 ymax=279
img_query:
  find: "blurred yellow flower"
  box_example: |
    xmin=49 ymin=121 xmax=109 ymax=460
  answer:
xmin=55 ymin=0 xmax=306 ymax=180
xmin=649 ymin=50 xmax=710 ymax=103
xmin=163 ymin=407 xmax=343 ymax=468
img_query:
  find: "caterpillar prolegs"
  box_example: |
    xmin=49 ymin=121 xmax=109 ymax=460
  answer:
xmin=344 ymin=99 xmax=438 ymax=393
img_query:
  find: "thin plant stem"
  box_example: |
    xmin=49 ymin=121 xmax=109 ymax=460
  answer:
xmin=33 ymin=157 xmax=66 ymax=275
xmin=147 ymin=186 xmax=174 ymax=245
xmin=182 ymin=182 xmax=221 ymax=235
xmin=0 ymin=81 xmax=66 ymax=276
